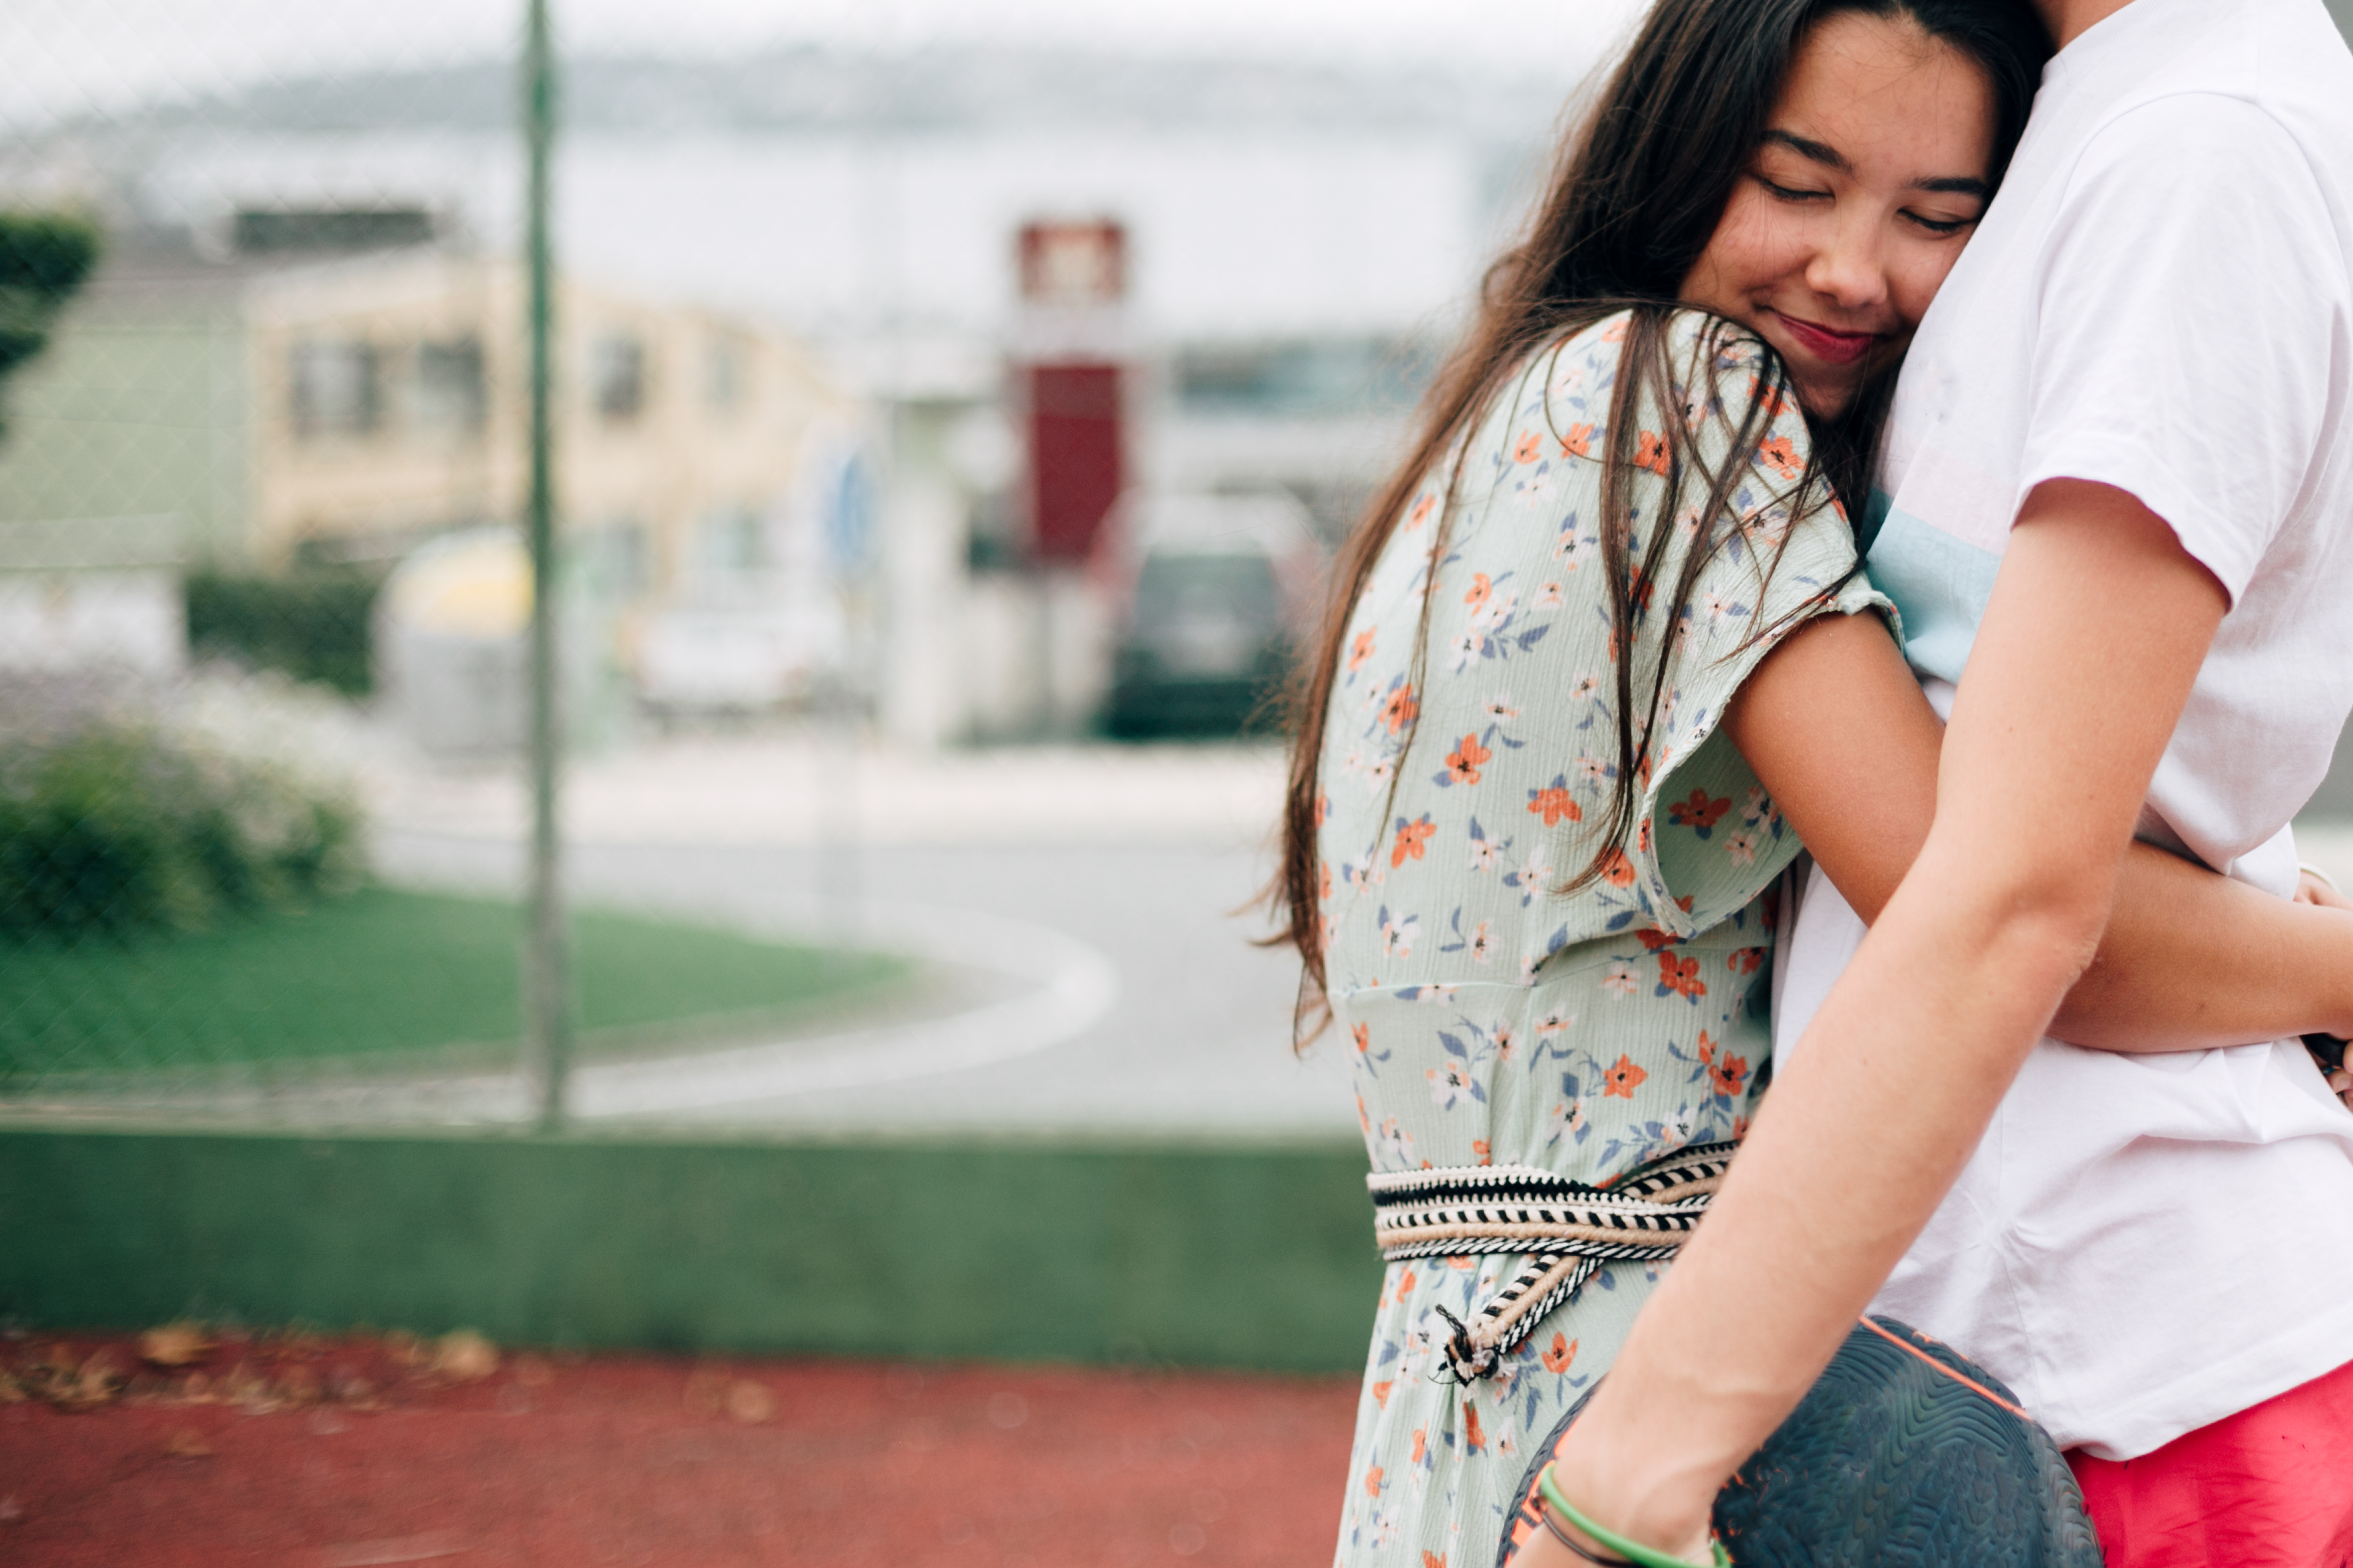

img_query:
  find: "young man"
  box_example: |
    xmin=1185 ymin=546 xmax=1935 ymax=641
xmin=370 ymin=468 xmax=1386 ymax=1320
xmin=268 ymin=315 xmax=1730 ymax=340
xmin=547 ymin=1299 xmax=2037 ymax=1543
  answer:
xmin=1537 ymin=0 xmax=2353 ymax=1563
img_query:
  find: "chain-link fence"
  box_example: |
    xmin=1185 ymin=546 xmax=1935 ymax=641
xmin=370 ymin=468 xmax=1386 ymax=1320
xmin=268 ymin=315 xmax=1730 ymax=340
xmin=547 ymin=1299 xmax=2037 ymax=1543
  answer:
xmin=0 ymin=3 xmax=1613 ymax=1137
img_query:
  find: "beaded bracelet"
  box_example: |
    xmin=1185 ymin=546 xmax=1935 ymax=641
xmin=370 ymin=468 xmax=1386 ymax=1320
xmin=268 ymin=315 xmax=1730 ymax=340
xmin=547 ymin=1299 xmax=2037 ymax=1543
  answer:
xmin=1535 ymin=1464 xmax=1732 ymax=1568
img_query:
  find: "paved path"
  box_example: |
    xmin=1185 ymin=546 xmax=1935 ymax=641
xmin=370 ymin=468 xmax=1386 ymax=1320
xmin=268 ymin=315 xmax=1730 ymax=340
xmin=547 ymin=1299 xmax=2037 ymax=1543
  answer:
xmin=364 ymin=732 xmax=1358 ymax=1137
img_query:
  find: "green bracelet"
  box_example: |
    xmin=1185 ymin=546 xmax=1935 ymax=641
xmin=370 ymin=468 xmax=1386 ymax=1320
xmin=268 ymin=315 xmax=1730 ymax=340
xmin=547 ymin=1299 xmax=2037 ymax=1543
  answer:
xmin=1536 ymin=1464 xmax=1732 ymax=1568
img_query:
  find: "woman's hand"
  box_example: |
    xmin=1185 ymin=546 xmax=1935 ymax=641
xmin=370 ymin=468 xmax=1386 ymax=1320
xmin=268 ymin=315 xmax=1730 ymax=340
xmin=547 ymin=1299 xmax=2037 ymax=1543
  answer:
xmin=2295 ymin=867 xmax=2353 ymax=1109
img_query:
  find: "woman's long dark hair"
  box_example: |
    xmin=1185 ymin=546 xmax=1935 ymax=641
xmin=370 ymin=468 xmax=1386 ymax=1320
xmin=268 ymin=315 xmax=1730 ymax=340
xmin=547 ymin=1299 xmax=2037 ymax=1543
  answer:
xmin=1273 ymin=0 xmax=2050 ymax=1037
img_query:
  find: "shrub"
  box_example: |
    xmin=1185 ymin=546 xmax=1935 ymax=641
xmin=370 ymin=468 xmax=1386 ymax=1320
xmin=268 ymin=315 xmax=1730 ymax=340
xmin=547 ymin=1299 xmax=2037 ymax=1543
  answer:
xmin=0 ymin=695 xmax=364 ymax=940
xmin=185 ymin=568 xmax=382 ymax=696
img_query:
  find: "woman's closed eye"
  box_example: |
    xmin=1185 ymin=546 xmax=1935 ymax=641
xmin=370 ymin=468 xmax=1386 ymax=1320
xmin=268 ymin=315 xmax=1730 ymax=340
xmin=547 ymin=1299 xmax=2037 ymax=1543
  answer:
xmin=1757 ymin=175 xmax=1832 ymax=203
xmin=1905 ymin=208 xmax=1979 ymax=236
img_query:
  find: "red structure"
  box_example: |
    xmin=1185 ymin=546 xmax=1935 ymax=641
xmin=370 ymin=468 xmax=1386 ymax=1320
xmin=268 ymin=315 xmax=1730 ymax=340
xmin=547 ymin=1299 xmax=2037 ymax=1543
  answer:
xmin=1015 ymin=220 xmax=1128 ymax=564
xmin=1023 ymin=363 xmax=1123 ymax=562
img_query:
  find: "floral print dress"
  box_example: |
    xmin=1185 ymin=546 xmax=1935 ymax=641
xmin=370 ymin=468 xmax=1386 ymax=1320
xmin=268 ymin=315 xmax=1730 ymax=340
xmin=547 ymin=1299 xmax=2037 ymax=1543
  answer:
xmin=1317 ymin=310 xmax=1889 ymax=1568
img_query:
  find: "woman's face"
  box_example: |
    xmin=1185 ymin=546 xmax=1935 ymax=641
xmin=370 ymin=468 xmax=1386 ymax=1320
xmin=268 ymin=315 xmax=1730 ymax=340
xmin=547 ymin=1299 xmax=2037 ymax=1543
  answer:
xmin=1680 ymin=11 xmax=1999 ymax=419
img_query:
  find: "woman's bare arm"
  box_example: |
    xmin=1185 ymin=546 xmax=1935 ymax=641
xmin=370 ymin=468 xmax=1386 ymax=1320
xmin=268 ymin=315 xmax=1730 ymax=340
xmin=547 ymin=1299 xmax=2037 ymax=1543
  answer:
xmin=1723 ymin=605 xmax=2353 ymax=1049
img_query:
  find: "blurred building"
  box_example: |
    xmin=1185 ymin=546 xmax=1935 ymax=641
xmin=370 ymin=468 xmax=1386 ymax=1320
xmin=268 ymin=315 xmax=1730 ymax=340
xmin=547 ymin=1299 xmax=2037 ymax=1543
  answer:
xmin=0 ymin=48 xmax=1543 ymax=737
xmin=0 ymin=221 xmax=849 ymax=587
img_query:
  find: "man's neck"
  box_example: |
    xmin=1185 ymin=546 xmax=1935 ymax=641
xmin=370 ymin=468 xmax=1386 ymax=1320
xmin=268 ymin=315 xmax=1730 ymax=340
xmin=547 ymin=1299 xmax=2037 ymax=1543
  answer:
xmin=2037 ymin=0 xmax=2138 ymax=49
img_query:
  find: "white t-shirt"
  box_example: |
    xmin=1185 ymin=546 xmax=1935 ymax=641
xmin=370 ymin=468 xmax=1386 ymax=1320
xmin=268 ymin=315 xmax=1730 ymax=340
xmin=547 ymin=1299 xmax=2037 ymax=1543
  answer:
xmin=1772 ymin=0 xmax=2353 ymax=1460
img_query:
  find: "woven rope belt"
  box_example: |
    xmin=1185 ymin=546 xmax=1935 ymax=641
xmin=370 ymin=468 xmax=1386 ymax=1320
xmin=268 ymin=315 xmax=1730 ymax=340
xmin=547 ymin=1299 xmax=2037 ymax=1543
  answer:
xmin=1369 ymin=1140 xmax=1736 ymax=1383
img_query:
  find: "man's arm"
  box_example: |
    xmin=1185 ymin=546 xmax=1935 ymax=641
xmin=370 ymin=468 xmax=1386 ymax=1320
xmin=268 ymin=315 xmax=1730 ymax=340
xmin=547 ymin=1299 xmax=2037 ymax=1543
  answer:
xmin=1724 ymin=607 xmax=2353 ymax=1050
xmin=1521 ymin=481 xmax=2228 ymax=1567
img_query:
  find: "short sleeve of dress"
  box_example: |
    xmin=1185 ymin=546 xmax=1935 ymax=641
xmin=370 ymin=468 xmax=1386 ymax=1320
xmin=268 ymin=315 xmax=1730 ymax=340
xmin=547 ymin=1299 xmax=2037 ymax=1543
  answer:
xmin=1617 ymin=313 xmax=1893 ymax=939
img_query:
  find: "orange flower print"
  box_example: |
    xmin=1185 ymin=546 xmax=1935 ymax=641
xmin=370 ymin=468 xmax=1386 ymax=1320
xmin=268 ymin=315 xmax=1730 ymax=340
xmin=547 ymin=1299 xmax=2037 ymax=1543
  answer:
xmin=1541 ymin=1332 xmax=1579 ymax=1374
xmin=1728 ymin=946 xmax=1764 ymax=975
xmin=1317 ymin=792 xmax=1331 ymax=827
xmin=1378 ymin=680 xmax=1419 ymax=736
xmin=1392 ymin=814 xmax=1436 ymax=868
xmin=1602 ymin=1053 xmax=1648 ymax=1098
xmin=1513 ymin=430 xmax=1543 ymax=464
xmin=1374 ymin=1379 xmax=1395 ymax=1409
xmin=1397 ymin=1265 xmax=1419 ymax=1297
xmin=1425 ymin=1554 xmax=1449 ymax=1568
xmin=1634 ymin=927 xmax=1681 ymax=953
xmin=1463 ymin=1404 xmax=1487 ymax=1456
xmin=1756 ymin=433 xmax=1802 ymax=480
xmin=1407 ymin=493 xmax=1436 ymax=530
xmin=1352 ymin=1021 xmax=1370 ymax=1055
xmin=1348 ymin=627 xmax=1377 ymax=672
xmin=1526 ymin=778 xmax=1581 ymax=826
xmin=1601 ymin=317 xmax=1630 ymax=344
xmin=1710 ymin=1049 xmax=1750 ymax=1100
xmin=1364 ymin=1465 xmax=1386 ymax=1497
xmin=1411 ymin=1428 xmax=1428 ymax=1465
xmin=1464 ymin=572 xmax=1493 ymax=611
xmin=1442 ymin=733 xmax=1491 ymax=786
xmin=1472 ymin=1139 xmax=1492 ymax=1165
xmin=1747 ymin=375 xmax=1795 ymax=421
xmin=1656 ymin=951 xmax=1707 ymax=1002
xmin=1559 ymin=423 xmax=1595 ymax=460
xmin=1599 ymin=848 xmax=1637 ymax=887
xmin=1634 ymin=429 xmax=1670 ymax=476
xmin=1668 ymin=788 xmax=1732 ymax=835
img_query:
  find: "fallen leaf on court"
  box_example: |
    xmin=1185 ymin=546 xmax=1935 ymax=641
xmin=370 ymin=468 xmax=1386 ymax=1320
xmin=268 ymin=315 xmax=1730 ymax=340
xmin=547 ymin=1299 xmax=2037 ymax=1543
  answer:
xmin=326 ymin=1367 xmax=375 ymax=1406
xmin=138 ymin=1322 xmax=215 ymax=1368
xmin=432 ymin=1330 xmax=498 ymax=1383
xmin=56 ymin=1350 xmax=123 ymax=1412
xmin=727 ymin=1380 xmax=775 ymax=1424
xmin=276 ymin=1365 xmax=322 ymax=1406
xmin=321 ymin=1530 xmax=469 ymax=1566
xmin=163 ymin=1428 xmax=213 ymax=1459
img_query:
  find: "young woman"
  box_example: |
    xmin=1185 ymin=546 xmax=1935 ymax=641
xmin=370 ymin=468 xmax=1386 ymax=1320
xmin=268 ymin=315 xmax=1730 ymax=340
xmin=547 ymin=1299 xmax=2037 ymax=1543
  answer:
xmin=1274 ymin=1 xmax=2353 ymax=1563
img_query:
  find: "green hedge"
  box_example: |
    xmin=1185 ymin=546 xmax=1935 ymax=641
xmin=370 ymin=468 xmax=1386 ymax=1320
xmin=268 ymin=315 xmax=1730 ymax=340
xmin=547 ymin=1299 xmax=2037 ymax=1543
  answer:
xmin=0 ymin=718 xmax=362 ymax=939
xmin=185 ymin=569 xmax=381 ymax=696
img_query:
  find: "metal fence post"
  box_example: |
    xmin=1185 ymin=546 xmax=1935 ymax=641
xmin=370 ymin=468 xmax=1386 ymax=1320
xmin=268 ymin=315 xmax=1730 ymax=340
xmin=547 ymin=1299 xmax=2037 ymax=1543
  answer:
xmin=523 ymin=0 xmax=571 ymax=1131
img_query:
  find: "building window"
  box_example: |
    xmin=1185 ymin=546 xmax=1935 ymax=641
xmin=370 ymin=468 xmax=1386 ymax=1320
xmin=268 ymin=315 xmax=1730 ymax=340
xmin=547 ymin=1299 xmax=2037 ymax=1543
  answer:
xmin=704 ymin=333 xmax=745 ymax=413
xmin=591 ymin=334 xmax=647 ymax=423
xmin=697 ymin=507 xmax=763 ymax=576
xmin=289 ymin=340 xmax=381 ymax=439
xmin=413 ymin=337 xmax=487 ymax=437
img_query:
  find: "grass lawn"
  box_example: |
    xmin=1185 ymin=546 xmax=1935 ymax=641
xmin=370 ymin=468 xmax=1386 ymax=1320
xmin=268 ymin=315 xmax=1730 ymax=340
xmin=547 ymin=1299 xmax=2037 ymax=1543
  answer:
xmin=0 ymin=886 xmax=908 ymax=1079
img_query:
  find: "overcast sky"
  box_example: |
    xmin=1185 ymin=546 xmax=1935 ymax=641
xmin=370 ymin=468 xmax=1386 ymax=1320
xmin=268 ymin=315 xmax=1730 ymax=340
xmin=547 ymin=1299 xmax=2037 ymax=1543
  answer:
xmin=3 ymin=0 xmax=1650 ymax=130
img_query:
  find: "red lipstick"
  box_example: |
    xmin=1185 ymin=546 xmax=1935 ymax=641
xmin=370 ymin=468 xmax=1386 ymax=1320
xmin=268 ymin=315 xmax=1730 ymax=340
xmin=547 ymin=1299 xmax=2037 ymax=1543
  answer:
xmin=1774 ymin=311 xmax=1879 ymax=366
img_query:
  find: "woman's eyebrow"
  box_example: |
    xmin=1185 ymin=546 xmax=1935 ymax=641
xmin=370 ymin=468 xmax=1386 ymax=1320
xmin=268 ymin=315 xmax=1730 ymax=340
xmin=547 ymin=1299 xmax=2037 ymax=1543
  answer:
xmin=1761 ymin=129 xmax=1990 ymax=200
xmin=1762 ymin=128 xmax=1848 ymax=169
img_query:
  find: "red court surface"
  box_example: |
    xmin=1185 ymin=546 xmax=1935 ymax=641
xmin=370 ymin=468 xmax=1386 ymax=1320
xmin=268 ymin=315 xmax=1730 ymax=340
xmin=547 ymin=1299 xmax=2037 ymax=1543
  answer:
xmin=0 ymin=1332 xmax=1360 ymax=1567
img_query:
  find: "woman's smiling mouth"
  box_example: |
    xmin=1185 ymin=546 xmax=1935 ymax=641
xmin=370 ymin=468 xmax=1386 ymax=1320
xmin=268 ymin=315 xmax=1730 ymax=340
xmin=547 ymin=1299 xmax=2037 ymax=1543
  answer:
xmin=1771 ymin=309 xmax=1883 ymax=366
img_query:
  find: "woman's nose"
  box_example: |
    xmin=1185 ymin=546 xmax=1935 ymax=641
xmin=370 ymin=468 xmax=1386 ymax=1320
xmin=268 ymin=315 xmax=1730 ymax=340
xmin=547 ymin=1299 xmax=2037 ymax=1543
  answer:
xmin=1803 ymin=217 xmax=1891 ymax=313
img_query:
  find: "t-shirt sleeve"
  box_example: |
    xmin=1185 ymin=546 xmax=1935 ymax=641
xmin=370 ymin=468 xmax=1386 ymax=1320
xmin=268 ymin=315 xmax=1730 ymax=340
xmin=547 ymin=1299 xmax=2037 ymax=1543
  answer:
xmin=1621 ymin=317 xmax=1895 ymax=937
xmin=2021 ymin=93 xmax=2343 ymax=601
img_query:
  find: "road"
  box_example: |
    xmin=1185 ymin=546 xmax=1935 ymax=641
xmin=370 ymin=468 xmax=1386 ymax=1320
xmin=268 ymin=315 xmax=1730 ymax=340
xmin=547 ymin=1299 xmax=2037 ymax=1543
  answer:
xmin=368 ymin=734 xmax=1360 ymax=1138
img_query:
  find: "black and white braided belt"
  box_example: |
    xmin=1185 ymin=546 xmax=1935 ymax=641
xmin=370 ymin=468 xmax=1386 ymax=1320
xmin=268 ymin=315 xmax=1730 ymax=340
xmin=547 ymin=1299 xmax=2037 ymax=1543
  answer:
xmin=1368 ymin=1139 xmax=1737 ymax=1383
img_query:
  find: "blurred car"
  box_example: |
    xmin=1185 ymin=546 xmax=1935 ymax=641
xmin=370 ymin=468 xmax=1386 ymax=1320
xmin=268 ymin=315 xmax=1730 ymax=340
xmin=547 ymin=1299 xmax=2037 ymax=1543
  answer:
xmin=633 ymin=599 xmax=843 ymax=718
xmin=1103 ymin=492 xmax=1323 ymax=739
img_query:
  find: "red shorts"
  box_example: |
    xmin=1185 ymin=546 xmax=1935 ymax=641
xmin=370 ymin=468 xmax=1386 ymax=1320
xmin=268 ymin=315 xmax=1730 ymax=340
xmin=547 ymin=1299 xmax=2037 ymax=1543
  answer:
xmin=2068 ymin=1356 xmax=2353 ymax=1568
